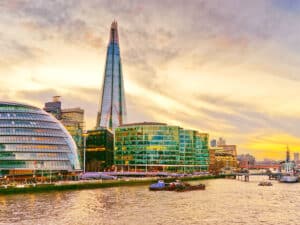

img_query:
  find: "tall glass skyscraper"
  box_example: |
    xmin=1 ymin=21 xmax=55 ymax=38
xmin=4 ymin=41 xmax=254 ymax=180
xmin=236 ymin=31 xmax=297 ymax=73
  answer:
xmin=96 ymin=21 xmax=126 ymax=130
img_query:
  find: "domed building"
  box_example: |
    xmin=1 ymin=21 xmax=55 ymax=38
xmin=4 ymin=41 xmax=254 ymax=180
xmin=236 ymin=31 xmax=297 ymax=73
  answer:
xmin=0 ymin=102 xmax=81 ymax=179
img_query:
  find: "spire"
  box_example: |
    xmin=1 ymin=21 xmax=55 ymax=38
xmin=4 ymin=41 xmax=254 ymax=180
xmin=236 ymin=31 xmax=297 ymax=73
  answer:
xmin=109 ymin=20 xmax=119 ymax=44
xmin=286 ymin=145 xmax=290 ymax=162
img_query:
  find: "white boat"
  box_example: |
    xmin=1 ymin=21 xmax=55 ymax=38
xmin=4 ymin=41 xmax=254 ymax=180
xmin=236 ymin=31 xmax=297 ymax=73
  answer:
xmin=279 ymin=174 xmax=299 ymax=183
xmin=279 ymin=146 xmax=298 ymax=183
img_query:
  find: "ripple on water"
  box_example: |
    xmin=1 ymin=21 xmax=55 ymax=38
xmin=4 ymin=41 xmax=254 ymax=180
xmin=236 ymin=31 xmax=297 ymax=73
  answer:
xmin=0 ymin=177 xmax=300 ymax=225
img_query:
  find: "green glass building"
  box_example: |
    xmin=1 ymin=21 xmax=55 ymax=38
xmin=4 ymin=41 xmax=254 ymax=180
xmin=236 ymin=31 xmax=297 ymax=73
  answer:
xmin=86 ymin=128 xmax=114 ymax=171
xmin=114 ymin=122 xmax=209 ymax=172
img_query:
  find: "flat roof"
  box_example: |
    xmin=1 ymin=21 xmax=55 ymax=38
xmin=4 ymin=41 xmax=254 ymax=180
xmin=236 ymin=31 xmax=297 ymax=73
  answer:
xmin=119 ymin=122 xmax=167 ymax=127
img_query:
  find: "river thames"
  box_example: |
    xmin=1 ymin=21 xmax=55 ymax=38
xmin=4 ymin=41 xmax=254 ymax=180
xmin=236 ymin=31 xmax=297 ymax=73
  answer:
xmin=0 ymin=176 xmax=299 ymax=225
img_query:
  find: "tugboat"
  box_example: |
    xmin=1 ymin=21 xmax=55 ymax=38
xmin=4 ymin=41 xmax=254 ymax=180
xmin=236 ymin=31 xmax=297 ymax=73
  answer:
xmin=149 ymin=180 xmax=205 ymax=192
xmin=149 ymin=180 xmax=167 ymax=191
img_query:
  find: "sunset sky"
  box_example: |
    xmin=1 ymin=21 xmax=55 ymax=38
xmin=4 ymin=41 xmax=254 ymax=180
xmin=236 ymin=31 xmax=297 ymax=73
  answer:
xmin=1 ymin=0 xmax=300 ymax=160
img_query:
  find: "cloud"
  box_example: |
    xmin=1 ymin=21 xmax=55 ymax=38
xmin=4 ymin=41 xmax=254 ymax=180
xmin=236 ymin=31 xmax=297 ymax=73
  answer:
xmin=1 ymin=0 xmax=300 ymax=160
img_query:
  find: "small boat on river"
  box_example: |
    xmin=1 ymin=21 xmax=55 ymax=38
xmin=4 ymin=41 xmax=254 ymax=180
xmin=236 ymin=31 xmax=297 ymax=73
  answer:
xmin=258 ymin=181 xmax=272 ymax=186
xmin=149 ymin=180 xmax=205 ymax=192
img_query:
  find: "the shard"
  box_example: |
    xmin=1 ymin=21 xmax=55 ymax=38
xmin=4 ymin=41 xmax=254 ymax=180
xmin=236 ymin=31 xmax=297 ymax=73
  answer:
xmin=96 ymin=21 xmax=126 ymax=130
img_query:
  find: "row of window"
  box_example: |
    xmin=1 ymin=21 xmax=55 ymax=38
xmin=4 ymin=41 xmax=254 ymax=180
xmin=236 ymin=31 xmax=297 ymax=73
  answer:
xmin=0 ymin=160 xmax=72 ymax=170
xmin=115 ymin=160 xmax=209 ymax=166
xmin=0 ymin=144 xmax=70 ymax=151
xmin=115 ymin=150 xmax=179 ymax=155
xmin=0 ymin=112 xmax=52 ymax=121
xmin=0 ymin=136 xmax=67 ymax=145
xmin=0 ymin=152 xmax=69 ymax=161
xmin=116 ymin=140 xmax=180 ymax=145
xmin=0 ymin=120 xmax=59 ymax=129
xmin=0 ymin=128 xmax=65 ymax=137
xmin=0 ymin=105 xmax=39 ymax=112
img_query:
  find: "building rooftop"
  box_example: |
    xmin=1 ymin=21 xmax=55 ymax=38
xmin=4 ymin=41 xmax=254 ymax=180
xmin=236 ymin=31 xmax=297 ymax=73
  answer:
xmin=119 ymin=122 xmax=167 ymax=127
xmin=0 ymin=101 xmax=40 ymax=110
xmin=61 ymin=107 xmax=84 ymax=113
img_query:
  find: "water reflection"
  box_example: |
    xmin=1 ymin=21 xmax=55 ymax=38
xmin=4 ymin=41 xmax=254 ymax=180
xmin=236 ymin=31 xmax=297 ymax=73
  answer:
xmin=0 ymin=177 xmax=300 ymax=225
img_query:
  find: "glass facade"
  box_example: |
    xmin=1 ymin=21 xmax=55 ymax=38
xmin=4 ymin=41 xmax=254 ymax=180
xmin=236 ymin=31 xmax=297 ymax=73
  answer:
xmin=61 ymin=108 xmax=85 ymax=167
xmin=0 ymin=102 xmax=81 ymax=175
xmin=96 ymin=21 xmax=126 ymax=130
xmin=86 ymin=128 xmax=114 ymax=171
xmin=114 ymin=123 xmax=209 ymax=172
xmin=43 ymin=97 xmax=85 ymax=167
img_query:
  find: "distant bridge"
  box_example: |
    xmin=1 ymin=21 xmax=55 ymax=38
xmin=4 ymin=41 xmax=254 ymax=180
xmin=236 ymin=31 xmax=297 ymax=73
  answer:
xmin=226 ymin=173 xmax=282 ymax=182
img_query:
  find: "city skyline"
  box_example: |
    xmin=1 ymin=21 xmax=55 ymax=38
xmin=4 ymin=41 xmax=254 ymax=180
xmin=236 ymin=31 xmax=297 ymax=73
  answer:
xmin=1 ymin=1 xmax=300 ymax=159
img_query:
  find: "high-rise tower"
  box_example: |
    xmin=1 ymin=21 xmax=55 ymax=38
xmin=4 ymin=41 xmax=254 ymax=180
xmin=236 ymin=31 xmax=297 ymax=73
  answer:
xmin=96 ymin=21 xmax=126 ymax=130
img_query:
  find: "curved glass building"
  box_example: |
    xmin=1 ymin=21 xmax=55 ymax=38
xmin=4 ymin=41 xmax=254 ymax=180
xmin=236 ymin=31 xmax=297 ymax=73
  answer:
xmin=0 ymin=102 xmax=81 ymax=177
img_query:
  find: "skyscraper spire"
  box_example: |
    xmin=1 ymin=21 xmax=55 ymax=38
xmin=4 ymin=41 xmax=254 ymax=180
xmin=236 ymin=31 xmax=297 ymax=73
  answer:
xmin=109 ymin=20 xmax=119 ymax=44
xmin=96 ymin=21 xmax=126 ymax=130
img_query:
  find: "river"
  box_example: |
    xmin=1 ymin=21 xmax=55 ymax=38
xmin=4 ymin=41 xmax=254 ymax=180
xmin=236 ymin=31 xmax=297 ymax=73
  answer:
xmin=0 ymin=176 xmax=299 ymax=225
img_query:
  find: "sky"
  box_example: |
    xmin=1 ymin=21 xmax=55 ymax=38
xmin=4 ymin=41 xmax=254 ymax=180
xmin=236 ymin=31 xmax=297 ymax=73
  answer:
xmin=1 ymin=0 xmax=300 ymax=160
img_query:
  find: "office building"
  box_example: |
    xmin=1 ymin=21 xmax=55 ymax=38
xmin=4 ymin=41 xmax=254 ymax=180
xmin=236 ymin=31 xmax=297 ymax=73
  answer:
xmin=43 ymin=97 xmax=85 ymax=166
xmin=114 ymin=122 xmax=209 ymax=172
xmin=85 ymin=128 xmax=114 ymax=171
xmin=61 ymin=107 xmax=85 ymax=166
xmin=210 ymin=139 xmax=217 ymax=147
xmin=96 ymin=21 xmax=126 ymax=130
xmin=0 ymin=102 xmax=81 ymax=179
xmin=43 ymin=96 xmax=62 ymax=120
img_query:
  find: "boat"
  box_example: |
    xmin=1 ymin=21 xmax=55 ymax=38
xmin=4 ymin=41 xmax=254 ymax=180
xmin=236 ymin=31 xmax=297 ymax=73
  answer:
xmin=258 ymin=181 xmax=272 ymax=186
xmin=279 ymin=174 xmax=299 ymax=183
xmin=149 ymin=180 xmax=167 ymax=191
xmin=279 ymin=146 xmax=299 ymax=183
xmin=149 ymin=180 xmax=205 ymax=192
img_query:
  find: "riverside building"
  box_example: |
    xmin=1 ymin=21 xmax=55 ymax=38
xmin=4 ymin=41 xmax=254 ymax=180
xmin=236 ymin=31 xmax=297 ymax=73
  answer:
xmin=0 ymin=102 xmax=81 ymax=180
xmin=114 ymin=122 xmax=209 ymax=173
xmin=85 ymin=128 xmax=114 ymax=171
xmin=44 ymin=97 xmax=85 ymax=166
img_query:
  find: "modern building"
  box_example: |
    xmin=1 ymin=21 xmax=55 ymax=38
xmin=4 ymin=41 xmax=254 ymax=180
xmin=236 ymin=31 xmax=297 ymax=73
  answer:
xmin=209 ymin=140 xmax=238 ymax=172
xmin=43 ymin=96 xmax=62 ymax=120
xmin=218 ymin=144 xmax=237 ymax=158
xmin=213 ymin=147 xmax=238 ymax=168
xmin=114 ymin=122 xmax=209 ymax=172
xmin=0 ymin=102 xmax=81 ymax=180
xmin=61 ymin=107 xmax=85 ymax=166
xmin=85 ymin=128 xmax=114 ymax=172
xmin=43 ymin=97 xmax=85 ymax=166
xmin=210 ymin=139 xmax=217 ymax=147
xmin=96 ymin=21 xmax=126 ymax=130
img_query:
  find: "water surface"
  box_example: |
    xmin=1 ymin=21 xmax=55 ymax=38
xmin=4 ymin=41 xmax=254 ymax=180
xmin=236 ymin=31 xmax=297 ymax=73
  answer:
xmin=0 ymin=177 xmax=298 ymax=225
